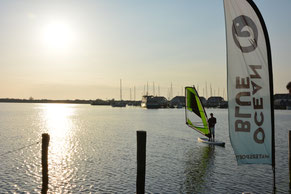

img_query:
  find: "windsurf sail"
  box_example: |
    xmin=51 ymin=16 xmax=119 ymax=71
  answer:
xmin=185 ymin=87 xmax=210 ymax=138
xmin=224 ymin=0 xmax=274 ymax=166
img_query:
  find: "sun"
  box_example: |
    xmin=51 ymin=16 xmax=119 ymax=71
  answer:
xmin=42 ymin=21 xmax=75 ymax=50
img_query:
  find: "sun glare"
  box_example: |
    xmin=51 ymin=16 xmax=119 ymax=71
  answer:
xmin=42 ymin=21 xmax=75 ymax=50
xmin=40 ymin=104 xmax=77 ymax=191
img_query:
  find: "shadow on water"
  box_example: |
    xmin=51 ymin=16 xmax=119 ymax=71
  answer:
xmin=182 ymin=145 xmax=215 ymax=193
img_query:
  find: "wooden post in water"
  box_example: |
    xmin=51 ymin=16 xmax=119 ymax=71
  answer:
xmin=136 ymin=131 xmax=146 ymax=194
xmin=42 ymin=133 xmax=50 ymax=194
xmin=289 ymin=131 xmax=291 ymax=187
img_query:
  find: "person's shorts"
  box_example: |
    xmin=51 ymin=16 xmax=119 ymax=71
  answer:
xmin=210 ymin=127 xmax=215 ymax=136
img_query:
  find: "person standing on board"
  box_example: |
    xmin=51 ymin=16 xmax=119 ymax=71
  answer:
xmin=287 ymin=82 xmax=291 ymax=94
xmin=208 ymin=113 xmax=216 ymax=141
xmin=287 ymin=82 xmax=291 ymax=109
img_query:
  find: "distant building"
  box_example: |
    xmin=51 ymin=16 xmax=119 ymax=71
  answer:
xmin=199 ymin=96 xmax=207 ymax=106
xmin=207 ymin=96 xmax=224 ymax=107
xmin=274 ymin=93 xmax=289 ymax=100
xmin=169 ymin=96 xmax=185 ymax=108
xmin=274 ymin=93 xmax=291 ymax=109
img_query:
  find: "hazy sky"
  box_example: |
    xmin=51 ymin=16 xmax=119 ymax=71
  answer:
xmin=0 ymin=0 xmax=290 ymax=100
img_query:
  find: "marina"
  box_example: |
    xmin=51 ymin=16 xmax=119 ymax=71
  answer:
xmin=0 ymin=0 xmax=290 ymax=193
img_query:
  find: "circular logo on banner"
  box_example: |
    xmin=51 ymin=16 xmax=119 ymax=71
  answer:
xmin=232 ymin=15 xmax=258 ymax=53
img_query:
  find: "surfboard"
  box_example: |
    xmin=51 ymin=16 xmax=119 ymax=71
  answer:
xmin=198 ymin=137 xmax=225 ymax=147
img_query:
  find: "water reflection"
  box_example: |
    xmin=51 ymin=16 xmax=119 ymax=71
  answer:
xmin=39 ymin=104 xmax=77 ymax=192
xmin=183 ymin=145 xmax=215 ymax=193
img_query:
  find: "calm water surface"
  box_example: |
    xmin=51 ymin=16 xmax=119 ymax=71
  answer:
xmin=0 ymin=103 xmax=290 ymax=193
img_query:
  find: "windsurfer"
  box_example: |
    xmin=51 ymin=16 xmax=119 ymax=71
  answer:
xmin=208 ymin=113 xmax=216 ymax=141
xmin=287 ymin=82 xmax=291 ymax=109
xmin=287 ymin=82 xmax=291 ymax=95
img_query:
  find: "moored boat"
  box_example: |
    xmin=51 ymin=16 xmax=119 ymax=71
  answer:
xmin=141 ymin=95 xmax=168 ymax=109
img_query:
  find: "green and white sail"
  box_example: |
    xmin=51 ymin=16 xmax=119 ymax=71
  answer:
xmin=185 ymin=87 xmax=210 ymax=138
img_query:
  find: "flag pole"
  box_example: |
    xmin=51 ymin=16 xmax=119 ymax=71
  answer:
xmin=245 ymin=0 xmax=275 ymax=190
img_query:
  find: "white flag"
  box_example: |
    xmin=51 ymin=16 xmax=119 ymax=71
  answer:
xmin=224 ymin=0 xmax=274 ymax=165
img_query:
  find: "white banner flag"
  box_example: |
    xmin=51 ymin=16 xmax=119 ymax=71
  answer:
xmin=224 ymin=0 xmax=274 ymax=165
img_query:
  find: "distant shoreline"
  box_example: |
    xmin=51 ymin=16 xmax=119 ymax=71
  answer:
xmin=0 ymin=98 xmax=138 ymax=106
xmin=1 ymin=95 xmax=289 ymax=110
xmin=0 ymin=98 xmax=92 ymax=104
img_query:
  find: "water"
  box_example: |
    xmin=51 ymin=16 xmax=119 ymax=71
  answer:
xmin=0 ymin=103 xmax=290 ymax=193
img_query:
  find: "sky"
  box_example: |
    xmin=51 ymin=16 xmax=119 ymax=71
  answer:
xmin=0 ymin=0 xmax=290 ymax=100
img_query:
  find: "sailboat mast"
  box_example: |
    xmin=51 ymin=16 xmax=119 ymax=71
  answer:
xmin=153 ymin=82 xmax=155 ymax=96
xmin=134 ymin=86 xmax=136 ymax=101
xmin=170 ymin=82 xmax=173 ymax=100
xmin=181 ymin=87 xmax=183 ymax=96
xmin=120 ymin=79 xmax=122 ymax=101
xmin=205 ymin=82 xmax=208 ymax=99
